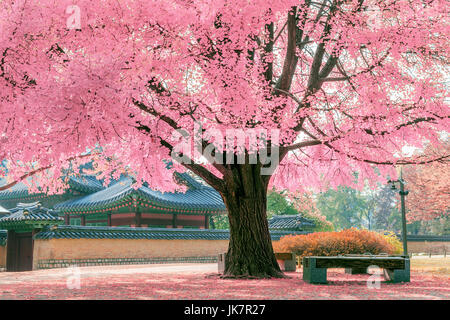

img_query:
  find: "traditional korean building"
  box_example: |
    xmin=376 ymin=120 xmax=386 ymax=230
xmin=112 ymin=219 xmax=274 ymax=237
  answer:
xmin=0 ymin=171 xmax=226 ymax=229
xmin=268 ymin=214 xmax=316 ymax=232
xmin=0 ymin=167 xmax=317 ymax=272
xmin=0 ymin=174 xmax=103 ymax=210
xmin=55 ymin=174 xmax=226 ymax=228
xmin=0 ymin=205 xmax=9 ymax=218
xmin=0 ymin=202 xmax=64 ymax=271
xmin=0 ymin=202 xmax=298 ymax=272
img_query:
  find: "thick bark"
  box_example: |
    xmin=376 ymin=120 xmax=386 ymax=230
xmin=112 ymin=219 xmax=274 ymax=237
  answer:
xmin=220 ymin=163 xmax=284 ymax=278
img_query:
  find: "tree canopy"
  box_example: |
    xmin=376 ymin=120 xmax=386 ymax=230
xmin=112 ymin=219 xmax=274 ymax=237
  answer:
xmin=0 ymin=0 xmax=448 ymax=193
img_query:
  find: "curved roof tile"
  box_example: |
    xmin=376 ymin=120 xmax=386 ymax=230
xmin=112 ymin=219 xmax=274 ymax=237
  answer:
xmin=268 ymin=215 xmax=316 ymax=231
xmin=0 ymin=202 xmax=63 ymax=229
xmin=55 ymin=176 xmax=226 ymax=213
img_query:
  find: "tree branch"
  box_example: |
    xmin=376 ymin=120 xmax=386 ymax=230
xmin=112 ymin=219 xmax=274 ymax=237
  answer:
xmin=0 ymin=153 xmax=97 ymax=191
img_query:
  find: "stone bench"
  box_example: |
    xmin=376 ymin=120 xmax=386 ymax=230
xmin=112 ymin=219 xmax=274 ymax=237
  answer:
xmin=302 ymin=255 xmax=410 ymax=284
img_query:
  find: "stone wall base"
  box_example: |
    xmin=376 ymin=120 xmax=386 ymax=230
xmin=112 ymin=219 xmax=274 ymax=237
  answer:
xmin=36 ymin=256 xmax=218 ymax=269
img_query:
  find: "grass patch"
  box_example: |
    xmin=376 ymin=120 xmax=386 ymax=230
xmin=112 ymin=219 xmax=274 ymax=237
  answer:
xmin=411 ymin=257 xmax=449 ymax=277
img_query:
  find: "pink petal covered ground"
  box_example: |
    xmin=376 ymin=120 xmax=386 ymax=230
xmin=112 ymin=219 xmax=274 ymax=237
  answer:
xmin=0 ymin=264 xmax=448 ymax=300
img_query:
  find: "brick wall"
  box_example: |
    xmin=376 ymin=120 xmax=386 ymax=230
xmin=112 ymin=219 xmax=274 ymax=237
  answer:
xmin=33 ymin=238 xmax=230 ymax=270
xmin=0 ymin=245 xmax=5 ymax=270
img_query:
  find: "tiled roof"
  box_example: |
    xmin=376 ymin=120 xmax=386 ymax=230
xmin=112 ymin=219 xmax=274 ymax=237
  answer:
xmin=175 ymin=172 xmax=205 ymax=189
xmin=34 ymin=225 xmax=303 ymax=241
xmin=0 ymin=202 xmax=63 ymax=229
xmin=0 ymin=205 xmax=9 ymax=214
xmin=55 ymin=176 xmax=226 ymax=214
xmin=268 ymin=214 xmax=316 ymax=231
xmin=67 ymin=174 xmax=105 ymax=193
xmin=0 ymin=179 xmax=31 ymax=200
xmin=0 ymin=174 xmax=103 ymax=200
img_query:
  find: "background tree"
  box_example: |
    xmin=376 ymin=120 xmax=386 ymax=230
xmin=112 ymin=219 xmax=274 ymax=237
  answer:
xmin=267 ymin=189 xmax=298 ymax=219
xmin=408 ymin=216 xmax=450 ymax=235
xmin=212 ymin=189 xmax=333 ymax=231
xmin=0 ymin=0 xmax=448 ymax=277
xmin=371 ymin=185 xmax=401 ymax=233
xmin=288 ymin=191 xmax=334 ymax=231
xmin=210 ymin=215 xmax=230 ymax=230
xmin=316 ymin=186 xmax=368 ymax=230
xmin=402 ymin=143 xmax=450 ymax=223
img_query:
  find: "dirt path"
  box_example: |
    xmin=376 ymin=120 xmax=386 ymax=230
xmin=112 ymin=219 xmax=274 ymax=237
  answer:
xmin=0 ymin=260 xmax=448 ymax=300
xmin=0 ymin=263 xmax=217 ymax=285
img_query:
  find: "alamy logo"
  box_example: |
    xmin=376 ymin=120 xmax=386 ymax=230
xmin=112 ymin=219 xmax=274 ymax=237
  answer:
xmin=170 ymin=122 xmax=280 ymax=175
xmin=366 ymin=265 xmax=382 ymax=289
xmin=66 ymin=264 xmax=81 ymax=289
xmin=66 ymin=5 xmax=81 ymax=30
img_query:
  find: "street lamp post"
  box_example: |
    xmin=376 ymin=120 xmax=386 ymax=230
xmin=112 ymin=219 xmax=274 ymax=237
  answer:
xmin=388 ymin=170 xmax=409 ymax=257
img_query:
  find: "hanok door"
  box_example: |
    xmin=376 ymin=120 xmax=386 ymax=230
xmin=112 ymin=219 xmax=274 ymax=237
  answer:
xmin=6 ymin=231 xmax=34 ymax=271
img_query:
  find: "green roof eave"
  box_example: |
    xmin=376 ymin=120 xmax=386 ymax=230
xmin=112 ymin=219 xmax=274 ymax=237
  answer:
xmin=59 ymin=194 xmax=227 ymax=216
xmin=54 ymin=177 xmax=227 ymax=215
xmin=0 ymin=219 xmax=64 ymax=231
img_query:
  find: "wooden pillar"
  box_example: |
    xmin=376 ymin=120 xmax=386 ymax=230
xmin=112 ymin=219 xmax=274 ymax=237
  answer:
xmin=107 ymin=213 xmax=112 ymax=227
xmin=64 ymin=214 xmax=70 ymax=225
xmin=81 ymin=215 xmax=86 ymax=226
xmin=30 ymin=229 xmax=37 ymax=270
xmin=135 ymin=210 xmax=141 ymax=227
xmin=205 ymin=215 xmax=209 ymax=229
xmin=172 ymin=214 xmax=177 ymax=228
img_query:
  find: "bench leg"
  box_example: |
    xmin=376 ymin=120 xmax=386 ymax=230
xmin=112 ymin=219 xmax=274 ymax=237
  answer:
xmin=277 ymin=254 xmax=297 ymax=272
xmin=383 ymin=259 xmax=410 ymax=283
xmin=284 ymin=259 xmax=297 ymax=272
xmin=345 ymin=267 xmax=368 ymax=274
xmin=303 ymin=258 xmax=327 ymax=284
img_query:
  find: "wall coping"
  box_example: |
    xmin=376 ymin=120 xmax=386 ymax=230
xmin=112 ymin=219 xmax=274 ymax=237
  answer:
xmin=396 ymin=234 xmax=450 ymax=242
xmin=32 ymin=225 xmax=307 ymax=241
xmin=3 ymin=226 xmax=448 ymax=244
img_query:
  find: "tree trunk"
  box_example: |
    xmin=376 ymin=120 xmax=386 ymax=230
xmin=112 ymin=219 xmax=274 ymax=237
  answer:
xmin=221 ymin=163 xmax=284 ymax=278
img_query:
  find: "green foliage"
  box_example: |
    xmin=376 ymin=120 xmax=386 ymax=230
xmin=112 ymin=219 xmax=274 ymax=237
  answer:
xmin=300 ymin=210 xmax=334 ymax=232
xmin=381 ymin=231 xmax=403 ymax=254
xmin=210 ymin=190 xmax=334 ymax=232
xmin=268 ymin=189 xmax=334 ymax=232
xmin=266 ymin=190 xmax=297 ymax=220
xmin=370 ymin=185 xmax=402 ymax=233
xmin=210 ymin=214 xmax=230 ymax=230
xmin=316 ymin=186 xmax=369 ymax=230
xmin=212 ymin=183 xmax=446 ymax=235
xmin=408 ymin=215 xmax=450 ymax=235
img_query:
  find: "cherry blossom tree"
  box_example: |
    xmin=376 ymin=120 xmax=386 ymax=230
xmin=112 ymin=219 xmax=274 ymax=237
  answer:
xmin=0 ymin=0 xmax=449 ymax=277
xmin=402 ymin=142 xmax=450 ymax=223
xmin=288 ymin=191 xmax=334 ymax=231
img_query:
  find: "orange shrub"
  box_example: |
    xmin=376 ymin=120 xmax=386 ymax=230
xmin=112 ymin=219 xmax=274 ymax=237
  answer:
xmin=273 ymin=228 xmax=395 ymax=257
